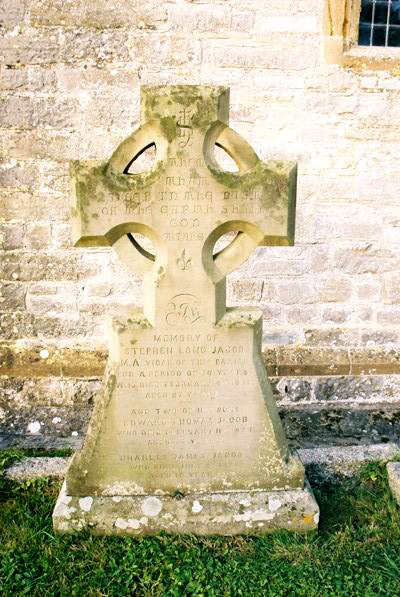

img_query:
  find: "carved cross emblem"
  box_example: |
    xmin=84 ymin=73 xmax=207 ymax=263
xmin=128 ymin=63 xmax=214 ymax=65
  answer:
xmin=71 ymin=85 xmax=297 ymax=330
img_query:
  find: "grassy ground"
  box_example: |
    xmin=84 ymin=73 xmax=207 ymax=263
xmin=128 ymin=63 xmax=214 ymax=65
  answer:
xmin=0 ymin=451 xmax=400 ymax=596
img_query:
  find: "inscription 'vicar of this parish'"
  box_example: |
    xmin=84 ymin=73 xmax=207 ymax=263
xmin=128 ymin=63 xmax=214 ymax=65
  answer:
xmin=53 ymin=85 xmax=319 ymax=535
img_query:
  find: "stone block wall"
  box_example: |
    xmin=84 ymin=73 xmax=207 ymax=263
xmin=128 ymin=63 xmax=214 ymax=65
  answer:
xmin=1 ymin=0 xmax=400 ymax=448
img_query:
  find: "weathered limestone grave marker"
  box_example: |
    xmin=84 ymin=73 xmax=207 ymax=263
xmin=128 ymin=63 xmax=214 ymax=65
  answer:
xmin=53 ymin=85 xmax=319 ymax=534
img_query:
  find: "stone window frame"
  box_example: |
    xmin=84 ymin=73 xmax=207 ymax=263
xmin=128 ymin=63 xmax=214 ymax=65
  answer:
xmin=324 ymin=0 xmax=400 ymax=70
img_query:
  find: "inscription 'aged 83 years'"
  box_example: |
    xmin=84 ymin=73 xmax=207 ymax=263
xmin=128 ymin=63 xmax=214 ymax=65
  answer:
xmin=53 ymin=85 xmax=319 ymax=535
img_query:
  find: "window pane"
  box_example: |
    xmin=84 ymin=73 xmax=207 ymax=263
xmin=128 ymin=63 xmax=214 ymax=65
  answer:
xmin=374 ymin=2 xmax=389 ymax=24
xmin=359 ymin=0 xmax=400 ymax=46
xmin=372 ymin=24 xmax=387 ymax=45
xmin=359 ymin=23 xmax=372 ymax=45
xmin=388 ymin=25 xmax=400 ymax=45
xmin=360 ymin=1 xmax=373 ymax=22
xmin=390 ymin=2 xmax=400 ymax=26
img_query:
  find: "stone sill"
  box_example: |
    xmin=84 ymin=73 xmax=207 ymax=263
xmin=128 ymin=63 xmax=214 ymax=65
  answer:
xmin=343 ymin=45 xmax=400 ymax=72
xmin=324 ymin=33 xmax=400 ymax=72
xmin=346 ymin=46 xmax=400 ymax=58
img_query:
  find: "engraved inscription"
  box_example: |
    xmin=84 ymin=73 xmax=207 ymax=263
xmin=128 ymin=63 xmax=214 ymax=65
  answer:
xmin=110 ymin=329 xmax=259 ymax=476
xmin=177 ymin=108 xmax=193 ymax=148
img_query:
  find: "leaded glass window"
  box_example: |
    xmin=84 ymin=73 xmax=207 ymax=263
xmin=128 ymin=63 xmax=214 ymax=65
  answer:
xmin=359 ymin=0 xmax=400 ymax=46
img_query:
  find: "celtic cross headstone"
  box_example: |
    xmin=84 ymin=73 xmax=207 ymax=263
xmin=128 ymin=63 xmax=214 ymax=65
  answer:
xmin=53 ymin=86 xmax=318 ymax=534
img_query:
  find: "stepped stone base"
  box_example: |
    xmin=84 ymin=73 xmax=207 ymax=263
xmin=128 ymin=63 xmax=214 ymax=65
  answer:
xmin=53 ymin=481 xmax=319 ymax=535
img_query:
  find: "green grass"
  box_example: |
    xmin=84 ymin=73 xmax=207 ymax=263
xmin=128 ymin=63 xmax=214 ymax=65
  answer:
xmin=0 ymin=454 xmax=400 ymax=596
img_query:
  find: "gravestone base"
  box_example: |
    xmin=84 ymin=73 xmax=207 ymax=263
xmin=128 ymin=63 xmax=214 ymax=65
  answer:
xmin=53 ymin=482 xmax=319 ymax=535
xmin=387 ymin=462 xmax=400 ymax=505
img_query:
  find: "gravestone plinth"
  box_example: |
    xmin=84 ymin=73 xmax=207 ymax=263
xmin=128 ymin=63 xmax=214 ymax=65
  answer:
xmin=53 ymin=86 xmax=319 ymax=535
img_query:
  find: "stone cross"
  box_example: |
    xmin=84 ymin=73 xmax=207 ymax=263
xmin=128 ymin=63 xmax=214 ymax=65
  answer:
xmin=71 ymin=86 xmax=297 ymax=329
xmin=54 ymin=86 xmax=317 ymax=535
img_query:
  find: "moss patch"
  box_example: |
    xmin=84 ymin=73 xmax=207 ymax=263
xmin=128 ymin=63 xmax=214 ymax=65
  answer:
xmin=160 ymin=116 xmax=177 ymax=142
xmin=208 ymin=160 xmax=291 ymax=215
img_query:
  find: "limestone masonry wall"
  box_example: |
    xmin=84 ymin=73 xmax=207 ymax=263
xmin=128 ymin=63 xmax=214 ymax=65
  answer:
xmin=1 ymin=0 xmax=400 ymax=448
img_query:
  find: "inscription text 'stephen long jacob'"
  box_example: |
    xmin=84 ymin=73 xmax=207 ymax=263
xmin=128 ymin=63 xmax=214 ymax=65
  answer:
xmin=66 ymin=85 xmax=304 ymax=496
